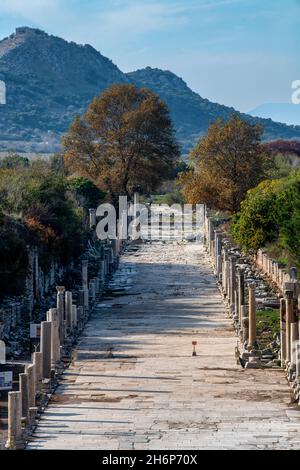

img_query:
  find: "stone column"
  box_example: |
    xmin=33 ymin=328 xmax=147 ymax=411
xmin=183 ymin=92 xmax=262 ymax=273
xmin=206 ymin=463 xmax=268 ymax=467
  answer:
xmin=241 ymin=305 xmax=249 ymax=345
xmin=6 ymin=391 xmax=23 ymax=450
xmin=72 ymin=305 xmax=78 ymax=328
xmin=40 ymin=321 xmax=52 ymax=379
xmin=33 ymin=351 xmax=43 ymax=393
xmin=280 ymin=299 xmax=287 ymax=366
xmin=25 ymin=247 xmax=35 ymax=321
xmin=208 ymin=218 xmax=214 ymax=257
xmin=296 ymin=342 xmax=300 ymax=378
xmin=84 ymin=288 xmax=89 ymax=311
xmin=89 ymin=280 xmax=96 ymax=302
xmin=65 ymin=291 xmax=73 ymax=330
xmin=290 ymin=297 xmax=299 ymax=372
xmin=291 ymin=322 xmax=299 ymax=372
xmin=56 ymin=286 xmax=65 ymax=343
xmin=47 ymin=308 xmax=60 ymax=365
xmin=229 ymin=256 xmax=237 ymax=312
xmin=225 ymin=260 xmax=230 ymax=300
xmin=77 ymin=306 xmax=84 ymax=327
xmin=233 ymin=290 xmax=239 ymax=322
xmin=100 ymin=260 xmax=105 ymax=285
xmin=82 ymin=260 xmax=88 ymax=290
xmin=94 ymin=277 xmax=100 ymax=294
xmin=25 ymin=364 xmax=36 ymax=408
xmin=105 ymin=250 xmax=110 ymax=276
xmin=237 ymin=269 xmax=245 ymax=326
xmin=285 ymin=290 xmax=294 ymax=364
xmin=217 ymin=255 xmax=222 ymax=283
xmin=214 ymin=232 xmax=223 ymax=272
xmin=111 ymin=238 xmax=117 ymax=257
xmin=89 ymin=208 xmax=97 ymax=229
xmin=19 ymin=373 xmax=29 ymax=422
xmin=248 ymin=286 xmax=257 ymax=350
xmin=34 ymin=248 xmax=40 ymax=300
xmin=82 ymin=260 xmax=89 ymax=312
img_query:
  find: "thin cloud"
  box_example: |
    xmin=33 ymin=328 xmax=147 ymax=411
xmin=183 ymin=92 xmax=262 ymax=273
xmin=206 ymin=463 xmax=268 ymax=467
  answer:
xmin=0 ymin=0 xmax=59 ymax=17
xmin=97 ymin=2 xmax=190 ymax=37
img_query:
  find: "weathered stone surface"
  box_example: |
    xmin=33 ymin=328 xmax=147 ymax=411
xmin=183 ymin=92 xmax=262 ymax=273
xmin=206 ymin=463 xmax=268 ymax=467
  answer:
xmin=27 ymin=242 xmax=300 ymax=450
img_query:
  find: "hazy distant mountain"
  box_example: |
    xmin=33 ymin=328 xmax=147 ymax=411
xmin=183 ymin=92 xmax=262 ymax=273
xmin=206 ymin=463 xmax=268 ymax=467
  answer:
xmin=249 ymin=103 xmax=300 ymax=127
xmin=0 ymin=27 xmax=300 ymax=155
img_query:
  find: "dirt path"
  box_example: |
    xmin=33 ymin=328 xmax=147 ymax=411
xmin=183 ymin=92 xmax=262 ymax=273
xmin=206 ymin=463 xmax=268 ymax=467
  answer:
xmin=27 ymin=242 xmax=300 ymax=450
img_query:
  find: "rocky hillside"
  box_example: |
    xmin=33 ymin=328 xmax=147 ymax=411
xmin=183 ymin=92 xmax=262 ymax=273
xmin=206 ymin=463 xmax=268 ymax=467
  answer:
xmin=0 ymin=27 xmax=128 ymax=153
xmin=0 ymin=27 xmax=300 ymax=155
xmin=128 ymin=67 xmax=300 ymax=154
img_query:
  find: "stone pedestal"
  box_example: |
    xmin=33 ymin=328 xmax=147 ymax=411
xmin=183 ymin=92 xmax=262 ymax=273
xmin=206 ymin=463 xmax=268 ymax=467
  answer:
xmin=6 ymin=391 xmax=23 ymax=450
xmin=33 ymin=351 xmax=43 ymax=393
xmin=47 ymin=308 xmax=60 ymax=365
xmin=26 ymin=364 xmax=36 ymax=409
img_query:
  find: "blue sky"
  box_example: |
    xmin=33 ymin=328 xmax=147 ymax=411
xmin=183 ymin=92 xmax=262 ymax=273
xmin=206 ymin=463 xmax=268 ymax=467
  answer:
xmin=0 ymin=0 xmax=299 ymax=112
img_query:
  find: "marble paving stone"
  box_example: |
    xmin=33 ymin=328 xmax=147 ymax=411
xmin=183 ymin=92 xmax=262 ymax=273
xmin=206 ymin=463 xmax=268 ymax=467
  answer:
xmin=27 ymin=242 xmax=300 ymax=450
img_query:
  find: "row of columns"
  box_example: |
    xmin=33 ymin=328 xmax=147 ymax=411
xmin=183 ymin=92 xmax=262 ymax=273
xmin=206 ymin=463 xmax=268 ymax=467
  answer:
xmin=5 ymin=247 xmax=113 ymax=450
xmin=280 ymin=285 xmax=300 ymax=381
xmin=6 ymin=228 xmax=127 ymax=450
xmin=256 ymin=249 xmax=295 ymax=294
xmin=204 ymin=207 xmax=300 ymax=380
xmin=204 ymin=209 xmax=259 ymax=361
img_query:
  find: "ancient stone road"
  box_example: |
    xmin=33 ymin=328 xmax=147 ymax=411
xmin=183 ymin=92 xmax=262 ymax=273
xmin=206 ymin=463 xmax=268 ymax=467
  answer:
xmin=27 ymin=242 xmax=300 ymax=450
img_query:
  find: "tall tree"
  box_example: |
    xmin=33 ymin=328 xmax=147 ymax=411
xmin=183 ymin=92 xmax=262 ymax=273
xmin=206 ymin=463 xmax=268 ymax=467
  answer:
xmin=63 ymin=84 xmax=180 ymax=205
xmin=179 ymin=116 xmax=272 ymax=214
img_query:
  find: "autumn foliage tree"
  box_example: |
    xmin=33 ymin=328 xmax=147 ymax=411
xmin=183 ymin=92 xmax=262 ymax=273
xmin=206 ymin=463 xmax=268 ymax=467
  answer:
xmin=179 ymin=116 xmax=272 ymax=214
xmin=63 ymin=84 xmax=180 ymax=205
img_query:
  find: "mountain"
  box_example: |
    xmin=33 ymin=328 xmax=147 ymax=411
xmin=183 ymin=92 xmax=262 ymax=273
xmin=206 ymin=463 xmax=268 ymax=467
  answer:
xmin=0 ymin=27 xmax=128 ymax=153
xmin=0 ymin=27 xmax=300 ymax=155
xmin=128 ymin=68 xmax=300 ymax=154
xmin=249 ymin=103 xmax=300 ymax=127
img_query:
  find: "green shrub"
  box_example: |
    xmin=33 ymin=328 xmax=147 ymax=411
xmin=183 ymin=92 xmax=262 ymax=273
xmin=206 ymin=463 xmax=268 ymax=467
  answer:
xmin=68 ymin=176 xmax=106 ymax=209
xmin=0 ymin=161 xmax=88 ymax=269
xmin=231 ymin=172 xmax=300 ymax=261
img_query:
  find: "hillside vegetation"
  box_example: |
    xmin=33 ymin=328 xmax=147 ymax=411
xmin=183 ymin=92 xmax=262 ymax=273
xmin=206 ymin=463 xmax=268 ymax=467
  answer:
xmin=0 ymin=27 xmax=299 ymax=155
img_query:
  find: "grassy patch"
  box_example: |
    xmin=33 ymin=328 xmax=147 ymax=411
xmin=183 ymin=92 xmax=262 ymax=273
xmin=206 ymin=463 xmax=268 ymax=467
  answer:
xmin=256 ymin=308 xmax=280 ymax=348
xmin=265 ymin=242 xmax=297 ymax=271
